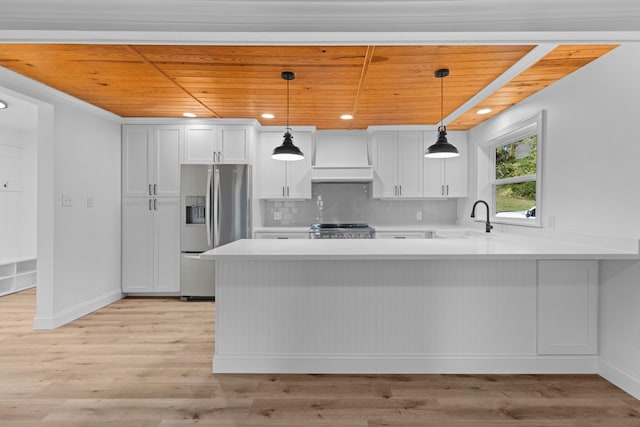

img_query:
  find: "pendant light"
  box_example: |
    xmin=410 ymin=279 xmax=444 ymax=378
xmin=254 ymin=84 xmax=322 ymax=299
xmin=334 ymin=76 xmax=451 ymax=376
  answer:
xmin=272 ymin=71 xmax=304 ymax=161
xmin=425 ymin=68 xmax=460 ymax=159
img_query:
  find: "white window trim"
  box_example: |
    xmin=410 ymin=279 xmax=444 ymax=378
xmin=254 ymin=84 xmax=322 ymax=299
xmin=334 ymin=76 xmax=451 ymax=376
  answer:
xmin=478 ymin=111 xmax=544 ymax=228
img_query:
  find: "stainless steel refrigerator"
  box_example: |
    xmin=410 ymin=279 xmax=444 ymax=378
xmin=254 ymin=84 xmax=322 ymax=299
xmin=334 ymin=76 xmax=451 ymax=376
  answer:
xmin=180 ymin=164 xmax=251 ymax=300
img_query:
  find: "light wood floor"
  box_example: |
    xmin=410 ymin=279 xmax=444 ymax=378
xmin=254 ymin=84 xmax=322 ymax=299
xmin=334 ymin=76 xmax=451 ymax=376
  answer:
xmin=1 ymin=289 xmax=639 ymax=426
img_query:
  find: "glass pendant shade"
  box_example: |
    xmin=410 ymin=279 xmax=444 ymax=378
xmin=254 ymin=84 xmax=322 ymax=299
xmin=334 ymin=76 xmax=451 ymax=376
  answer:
xmin=272 ymin=130 xmax=304 ymax=161
xmin=425 ymin=126 xmax=460 ymax=158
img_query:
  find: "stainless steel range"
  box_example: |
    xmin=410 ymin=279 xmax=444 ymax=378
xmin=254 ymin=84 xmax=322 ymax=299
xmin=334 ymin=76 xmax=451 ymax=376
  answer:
xmin=309 ymin=223 xmax=376 ymax=239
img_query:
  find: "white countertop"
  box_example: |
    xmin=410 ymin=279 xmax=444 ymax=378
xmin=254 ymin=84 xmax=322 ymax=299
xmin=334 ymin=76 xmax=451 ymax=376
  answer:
xmin=201 ymin=231 xmax=639 ymax=261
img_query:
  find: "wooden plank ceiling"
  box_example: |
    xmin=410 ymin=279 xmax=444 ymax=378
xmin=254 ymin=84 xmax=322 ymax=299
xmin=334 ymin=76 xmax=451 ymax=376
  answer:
xmin=0 ymin=44 xmax=617 ymax=130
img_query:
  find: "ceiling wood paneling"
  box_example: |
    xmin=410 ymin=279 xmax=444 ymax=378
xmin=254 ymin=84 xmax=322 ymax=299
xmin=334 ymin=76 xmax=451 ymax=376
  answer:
xmin=448 ymin=45 xmax=619 ymax=130
xmin=0 ymin=44 xmax=617 ymax=129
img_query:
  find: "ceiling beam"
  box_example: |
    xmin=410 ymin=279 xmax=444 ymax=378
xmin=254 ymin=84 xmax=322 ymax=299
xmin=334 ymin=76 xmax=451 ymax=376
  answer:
xmin=443 ymin=43 xmax=558 ymax=126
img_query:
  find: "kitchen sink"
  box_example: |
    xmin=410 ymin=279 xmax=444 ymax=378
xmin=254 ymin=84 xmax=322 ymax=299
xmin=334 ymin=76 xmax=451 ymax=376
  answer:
xmin=433 ymin=230 xmax=493 ymax=239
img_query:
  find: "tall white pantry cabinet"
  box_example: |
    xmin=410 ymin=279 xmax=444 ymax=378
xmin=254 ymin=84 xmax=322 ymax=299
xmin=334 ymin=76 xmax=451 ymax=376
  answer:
xmin=122 ymin=125 xmax=181 ymax=294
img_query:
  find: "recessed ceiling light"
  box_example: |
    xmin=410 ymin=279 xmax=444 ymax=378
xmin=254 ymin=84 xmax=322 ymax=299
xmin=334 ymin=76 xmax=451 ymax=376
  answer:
xmin=182 ymin=112 xmax=197 ymax=118
xmin=476 ymin=108 xmax=492 ymax=115
xmin=340 ymin=114 xmax=353 ymax=120
xmin=261 ymin=113 xmax=275 ymax=119
xmin=0 ymin=100 xmax=7 ymax=109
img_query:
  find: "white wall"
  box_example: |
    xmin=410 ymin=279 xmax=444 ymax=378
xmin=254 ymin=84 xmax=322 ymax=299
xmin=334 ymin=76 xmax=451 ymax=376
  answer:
xmin=465 ymin=44 xmax=640 ymax=398
xmin=0 ymin=124 xmax=37 ymax=258
xmin=0 ymin=68 xmax=123 ymax=328
xmin=51 ymin=103 xmax=122 ymax=322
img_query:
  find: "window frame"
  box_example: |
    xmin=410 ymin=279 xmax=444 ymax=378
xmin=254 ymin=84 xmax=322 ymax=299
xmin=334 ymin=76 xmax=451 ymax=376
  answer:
xmin=480 ymin=111 xmax=544 ymax=227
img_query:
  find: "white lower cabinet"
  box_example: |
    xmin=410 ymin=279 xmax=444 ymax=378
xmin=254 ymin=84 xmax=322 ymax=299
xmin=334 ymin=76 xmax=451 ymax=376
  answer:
xmin=254 ymin=231 xmax=309 ymax=239
xmin=537 ymin=260 xmax=598 ymax=355
xmin=122 ymin=197 xmax=180 ymax=293
xmin=375 ymin=231 xmax=427 ymax=239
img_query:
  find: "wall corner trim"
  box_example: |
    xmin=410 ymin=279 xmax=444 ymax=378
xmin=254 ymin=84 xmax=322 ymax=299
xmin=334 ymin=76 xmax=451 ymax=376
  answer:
xmin=33 ymin=289 xmax=123 ymax=330
xmin=598 ymin=357 xmax=640 ymax=400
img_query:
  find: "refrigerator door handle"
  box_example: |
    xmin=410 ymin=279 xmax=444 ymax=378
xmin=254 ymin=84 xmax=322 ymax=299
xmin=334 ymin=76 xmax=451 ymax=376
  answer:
xmin=214 ymin=167 xmax=221 ymax=247
xmin=206 ymin=167 xmax=212 ymax=247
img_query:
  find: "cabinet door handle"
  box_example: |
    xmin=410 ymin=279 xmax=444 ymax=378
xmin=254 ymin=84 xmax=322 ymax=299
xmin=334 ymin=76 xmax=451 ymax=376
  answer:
xmin=393 ymin=185 xmax=397 ymax=196
xmin=441 ymin=185 xmax=444 ymax=196
xmin=282 ymin=186 xmax=285 ymax=197
xmin=287 ymin=186 xmax=290 ymax=197
xmin=148 ymin=184 xmax=153 ymax=196
xmin=153 ymin=184 xmax=157 ymax=195
xmin=399 ymin=185 xmax=402 ymax=196
xmin=218 ymin=151 xmax=223 ymax=163
xmin=154 ymin=199 xmax=157 ymax=210
xmin=213 ymin=151 xmax=217 ymax=163
xmin=446 ymin=185 xmax=449 ymax=195
xmin=148 ymin=199 xmax=153 ymax=211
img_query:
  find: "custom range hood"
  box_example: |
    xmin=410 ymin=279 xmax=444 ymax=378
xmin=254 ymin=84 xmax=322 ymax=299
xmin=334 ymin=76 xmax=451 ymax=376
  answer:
xmin=311 ymin=130 xmax=374 ymax=182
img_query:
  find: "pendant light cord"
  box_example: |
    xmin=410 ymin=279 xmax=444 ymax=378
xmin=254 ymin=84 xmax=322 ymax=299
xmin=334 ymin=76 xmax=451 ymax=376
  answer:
xmin=440 ymin=74 xmax=444 ymax=131
xmin=286 ymin=77 xmax=290 ymax=131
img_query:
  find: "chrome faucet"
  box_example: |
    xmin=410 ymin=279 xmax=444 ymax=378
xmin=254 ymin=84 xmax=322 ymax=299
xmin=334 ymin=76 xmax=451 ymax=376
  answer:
xmin=471 ymin=200 xmax=493 ymax=233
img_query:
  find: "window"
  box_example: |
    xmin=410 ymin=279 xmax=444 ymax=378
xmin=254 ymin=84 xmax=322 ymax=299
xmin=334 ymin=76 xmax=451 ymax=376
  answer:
xmin=479 ymin=111 xmax=543 ymax=226
xmin=494 ymin=135 xmax=537 ymax=218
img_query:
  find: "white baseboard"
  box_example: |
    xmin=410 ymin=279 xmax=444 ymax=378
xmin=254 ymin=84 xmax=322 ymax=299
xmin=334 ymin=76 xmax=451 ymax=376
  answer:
xmin=598 ymin=358 xmax=640 ymax=400
xmin=213 ymin=354 xmax=598 ymax=374
xmin=33 ymin=289 xmax=123 ymax=330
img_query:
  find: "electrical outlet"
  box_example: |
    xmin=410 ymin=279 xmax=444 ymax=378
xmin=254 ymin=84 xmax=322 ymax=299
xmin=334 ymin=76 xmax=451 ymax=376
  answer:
xmin=61 ymin=194 xmax=73 ymax=207
xmin=273 ymin=211 xmax=283 ymax=220
xmin=416 ymin=211 xmax=423 ymax=221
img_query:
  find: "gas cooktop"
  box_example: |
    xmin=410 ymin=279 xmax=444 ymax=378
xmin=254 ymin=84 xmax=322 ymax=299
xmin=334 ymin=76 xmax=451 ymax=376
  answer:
xmin=309 ymin=223 xmax=375 ymax=239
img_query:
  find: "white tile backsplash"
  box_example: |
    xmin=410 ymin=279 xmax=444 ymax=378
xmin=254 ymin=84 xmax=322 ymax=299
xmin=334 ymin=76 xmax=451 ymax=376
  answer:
xmin=263 ymin=182 xmax=458 ymax=226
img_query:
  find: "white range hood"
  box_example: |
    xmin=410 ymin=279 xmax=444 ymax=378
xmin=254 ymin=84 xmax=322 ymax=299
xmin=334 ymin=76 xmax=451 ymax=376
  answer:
xmin=311 ymin=130 xmax=373 ymax=182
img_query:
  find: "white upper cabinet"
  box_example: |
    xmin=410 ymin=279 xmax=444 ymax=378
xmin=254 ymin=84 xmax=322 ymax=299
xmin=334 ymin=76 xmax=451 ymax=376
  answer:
xmin=257 ymin=131 xmax=312 ymax=199
xmin=183 ymin=124 xmax=251 ymax=164
xmin=423 ymin=130 xmax=468 ymax=198
xmin=122 ymin=125 xmax=152 ymax=198
xmin=371 ymin=132 xmax=397 ymax=198
xmin=371 ymin=131 xmax=423 ymax=198
xmin=183 ymin=124 xmax=216 ymax=164
xmin=122 ymin=124 xmax=182 ymax=198
xmin=397 ymin=132 xmax=424 ymax=198
xmin=218 ymin=125 xmax=251 ymax=164
xmin=154 ymin=126 xmax=182 ymax=197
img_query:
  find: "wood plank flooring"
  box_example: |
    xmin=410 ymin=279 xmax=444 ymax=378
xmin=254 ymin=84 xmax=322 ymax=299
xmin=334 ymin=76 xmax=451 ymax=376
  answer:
xmin=1 ymin=288 xmax=639 ymax=426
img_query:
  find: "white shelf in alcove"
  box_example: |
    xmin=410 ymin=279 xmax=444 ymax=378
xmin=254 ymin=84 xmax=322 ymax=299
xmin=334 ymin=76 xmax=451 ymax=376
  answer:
xmin=0 ymin=257 xmax=37 ymax=297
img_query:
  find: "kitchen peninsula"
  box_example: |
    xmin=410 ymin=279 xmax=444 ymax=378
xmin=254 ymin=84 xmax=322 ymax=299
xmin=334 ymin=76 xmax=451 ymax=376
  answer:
xmin=201 ymin=232 xmax=639 ymax=374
